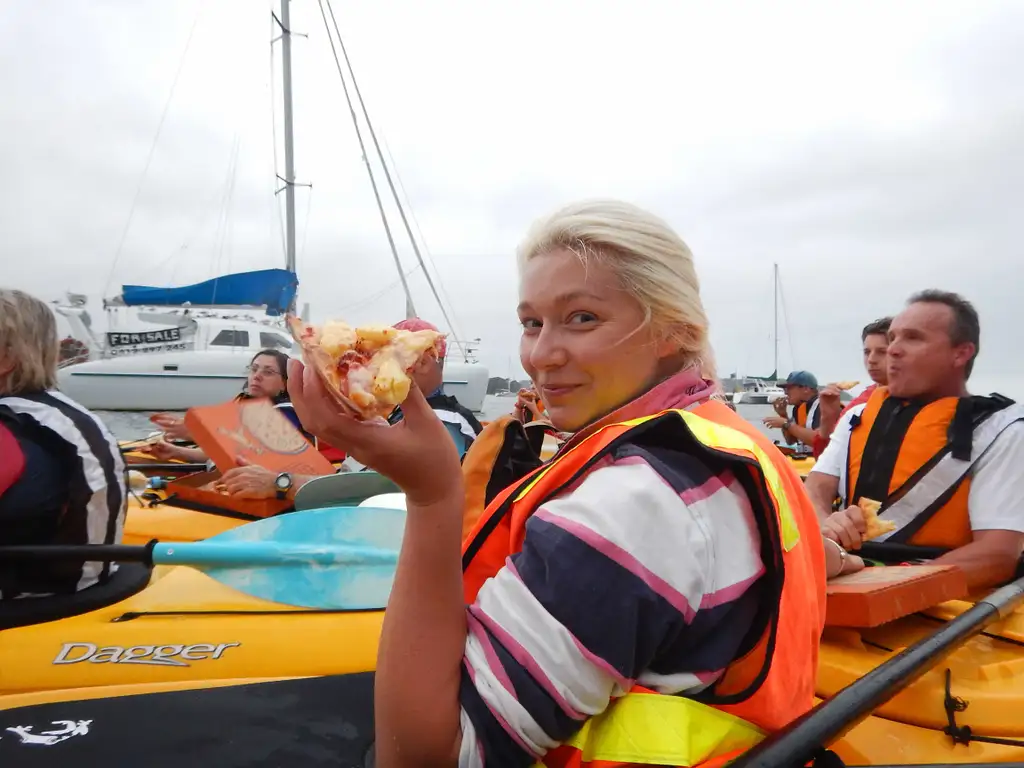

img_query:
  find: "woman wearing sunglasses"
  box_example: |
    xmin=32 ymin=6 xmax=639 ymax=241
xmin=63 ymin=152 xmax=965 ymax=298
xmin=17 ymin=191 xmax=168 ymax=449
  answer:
xmin=147 ymin=349 xmax=334 ymax=500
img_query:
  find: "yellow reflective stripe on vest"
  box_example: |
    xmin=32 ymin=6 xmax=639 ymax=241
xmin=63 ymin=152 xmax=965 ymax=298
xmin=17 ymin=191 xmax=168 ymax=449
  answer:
xmin=515 ymin=408 xmax=800 ymax=552
xmin=674 ymin=410 xmax=800 ymax=552
xmin=545 ymin=692 xmax=766 ymax=766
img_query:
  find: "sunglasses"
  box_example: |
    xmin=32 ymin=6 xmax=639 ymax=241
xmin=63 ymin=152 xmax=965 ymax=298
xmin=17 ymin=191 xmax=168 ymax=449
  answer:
xmin=246 ymin=364 xmax=282 ymax=377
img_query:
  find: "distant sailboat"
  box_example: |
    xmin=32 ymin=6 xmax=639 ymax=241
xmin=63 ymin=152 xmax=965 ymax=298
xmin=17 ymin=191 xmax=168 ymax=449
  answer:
xmin=56 ymin=0 xmax=489 ymax=413
xmin=732 ymin=263 xmax=786 ymax=405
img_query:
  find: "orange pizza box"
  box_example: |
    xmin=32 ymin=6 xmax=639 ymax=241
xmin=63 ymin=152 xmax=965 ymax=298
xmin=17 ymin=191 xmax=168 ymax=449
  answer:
xmin=165 ymin=469 xmax=291 ymax=519
xmin=825 ymin=565 xmax=968 ymax=628
xmin=182 ymin=398 xmax=335 ymax=476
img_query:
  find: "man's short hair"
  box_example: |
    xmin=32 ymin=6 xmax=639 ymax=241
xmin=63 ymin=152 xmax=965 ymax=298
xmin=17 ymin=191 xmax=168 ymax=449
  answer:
xmin=906 ymin=289 xmax=980 ymax=378
xmin=861 ymin=316 xmax=892 ymax=342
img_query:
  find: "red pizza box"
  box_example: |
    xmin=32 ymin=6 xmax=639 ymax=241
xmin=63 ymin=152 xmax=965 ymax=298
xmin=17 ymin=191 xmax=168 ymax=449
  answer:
xmin=182 ymin=398 xmax=335 ymax=476
xmin=165 ymin=469 xmax=291 ymax=519
xmin=825 ymin=565 xmax=968 ymax=628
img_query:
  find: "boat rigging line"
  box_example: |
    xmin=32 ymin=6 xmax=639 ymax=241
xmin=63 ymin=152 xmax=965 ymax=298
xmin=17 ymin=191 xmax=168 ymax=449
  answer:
xmin=315 ymin=0 xmax=416 ymax=321
xmin=268 ymin=6 xmax=289 ymax=263
xmin=101 ymin=1 xmax=203 ymax=302
xmin=318 ymin=0 xmax=471 ymax=362
xmin=322 ymin=0 xmax=468 ymax=351
xmin=776 ymin=266 xmax=799 ymax=371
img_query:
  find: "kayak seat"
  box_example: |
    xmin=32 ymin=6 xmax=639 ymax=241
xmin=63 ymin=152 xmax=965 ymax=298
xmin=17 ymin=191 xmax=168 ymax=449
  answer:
xmin=0 ymin=562 xmax=152 ymax=631
xmin=293 ymin=471 xmax=400 ymax=511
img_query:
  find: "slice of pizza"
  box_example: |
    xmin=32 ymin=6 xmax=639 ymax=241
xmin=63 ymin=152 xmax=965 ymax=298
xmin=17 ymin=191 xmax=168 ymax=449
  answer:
xmin=287 ymin=315 xmax=445 ymax=420
xmin=857 ymin=496 xmax=897 ymax=540
xmin=833 ymin=380 xmax=860 ymax=391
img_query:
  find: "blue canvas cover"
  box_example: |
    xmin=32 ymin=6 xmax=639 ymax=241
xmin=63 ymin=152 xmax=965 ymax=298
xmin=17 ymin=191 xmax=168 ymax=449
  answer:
xmin=120 ymin=269 xmax=298 ymax=315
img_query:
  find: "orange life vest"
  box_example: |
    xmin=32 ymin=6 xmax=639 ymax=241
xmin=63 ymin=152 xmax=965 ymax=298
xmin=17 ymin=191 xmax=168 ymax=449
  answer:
xmin=793 ymin=396 xmax=819 ymax=429
xmin=461 ymin=399 xmax=826 ymax=768
xmin=845 ymin=387 xmax=1022 ymax=550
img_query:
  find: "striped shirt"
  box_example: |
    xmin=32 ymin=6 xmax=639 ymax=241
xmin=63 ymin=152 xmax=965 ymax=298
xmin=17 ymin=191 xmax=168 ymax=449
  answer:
xmin=0 ymin=390 xmax=126 ymax=597
xmin=458 ymin=440 xmax=767 ymax=766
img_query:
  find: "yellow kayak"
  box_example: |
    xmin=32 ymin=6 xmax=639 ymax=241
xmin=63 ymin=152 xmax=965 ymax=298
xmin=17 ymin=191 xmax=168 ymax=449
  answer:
xmin=820 ymin=598 xmax=1024 ymax=764
xmin=0 ymin=564 xmax=382 ymax=696
xmin=122 ymin=469 xmax=403 ymax=545
xmin=123 ymin=493 xmax=243 ymax=544
xmin=3 ymin=555 xmax=1023 ymax=764
xmin=789 ymin=455 xmax=815 ymax=478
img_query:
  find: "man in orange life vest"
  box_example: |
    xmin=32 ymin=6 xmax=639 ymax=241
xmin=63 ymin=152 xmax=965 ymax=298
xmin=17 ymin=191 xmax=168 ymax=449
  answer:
xmin=763 ymin=370 xmax=821 ymax=448
xmin=807 ymin=290 xmax=1024 ymax=590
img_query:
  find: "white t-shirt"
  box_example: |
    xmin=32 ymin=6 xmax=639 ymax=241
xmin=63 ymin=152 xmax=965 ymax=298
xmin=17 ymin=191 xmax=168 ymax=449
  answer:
xmin=810 ymin=403 xmax=1024 ymax=533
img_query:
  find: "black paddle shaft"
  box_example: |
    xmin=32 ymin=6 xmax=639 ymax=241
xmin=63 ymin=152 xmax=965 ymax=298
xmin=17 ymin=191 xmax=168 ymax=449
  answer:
xmin=730 ymin=576 xmax=1024 ymax=768
xmin=0 ymin=542 xmax=156 ymax=565
xmin=124 ymin=462 xmax=208 ymax=473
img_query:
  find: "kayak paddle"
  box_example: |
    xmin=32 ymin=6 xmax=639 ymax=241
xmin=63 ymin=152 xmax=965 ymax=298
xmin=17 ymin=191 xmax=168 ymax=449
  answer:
xmin=730 ymin=573 xmax=1024 ymax=768
xmin=0 ymin=505 xmax=407 ymax=611
xmin=122 ymin=462 xmax=209 ymax=474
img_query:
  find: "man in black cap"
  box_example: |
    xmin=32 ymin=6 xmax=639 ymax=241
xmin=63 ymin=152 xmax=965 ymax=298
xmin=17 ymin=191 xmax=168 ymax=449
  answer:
xmin=763 ymin=370 xmax=820 ymax=447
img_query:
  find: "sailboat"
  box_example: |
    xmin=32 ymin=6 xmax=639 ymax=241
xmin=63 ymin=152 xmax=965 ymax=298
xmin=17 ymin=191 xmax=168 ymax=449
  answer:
xmin=732 ymin=262 xmax=786 ymax=405
xmin=55 ymin=0 xmax=488 ymax=413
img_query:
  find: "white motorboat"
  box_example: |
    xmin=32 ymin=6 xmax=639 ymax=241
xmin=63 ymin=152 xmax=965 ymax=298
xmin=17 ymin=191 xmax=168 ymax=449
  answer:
xmin=55 ymin=285 xmax=489 ymax=414
xmin=54 ymin=0 xmax=489 ymax=414
xmin=731 ymin=380 xmax=786 ymax=406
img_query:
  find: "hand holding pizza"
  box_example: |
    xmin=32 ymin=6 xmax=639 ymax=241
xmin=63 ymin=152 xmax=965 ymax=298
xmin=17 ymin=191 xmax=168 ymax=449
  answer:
xmin=287 ymin=358 xmax=463 ymax=507
xmin=822 ymin=497 xmax=896 ymax=550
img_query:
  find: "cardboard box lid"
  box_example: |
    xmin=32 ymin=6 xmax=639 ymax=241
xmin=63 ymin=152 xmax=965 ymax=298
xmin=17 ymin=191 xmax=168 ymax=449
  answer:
xmin=183 ymin=398 xmax=336 ymax=476
xmin=825 ymin=564 xmax=968 ymax=628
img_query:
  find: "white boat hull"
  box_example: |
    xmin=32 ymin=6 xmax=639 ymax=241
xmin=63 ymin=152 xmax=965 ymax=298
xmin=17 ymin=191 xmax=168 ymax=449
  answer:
xmin=57 ymin=350 xmax=251 ymax=411
xmin=58 ymin=352 xmax=491 ymax=414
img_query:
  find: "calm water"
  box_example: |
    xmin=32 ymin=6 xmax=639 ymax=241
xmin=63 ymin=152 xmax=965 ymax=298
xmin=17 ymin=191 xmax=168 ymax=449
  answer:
xmin=98 ymin=397 xmax=779 ymax=442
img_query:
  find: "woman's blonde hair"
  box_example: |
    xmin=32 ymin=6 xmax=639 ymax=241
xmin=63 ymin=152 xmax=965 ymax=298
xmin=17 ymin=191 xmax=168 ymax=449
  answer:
xmin=0 ymin=288 xmax=60 ymax=395
xmin=517 ymin=199 xmax=718 ymax=382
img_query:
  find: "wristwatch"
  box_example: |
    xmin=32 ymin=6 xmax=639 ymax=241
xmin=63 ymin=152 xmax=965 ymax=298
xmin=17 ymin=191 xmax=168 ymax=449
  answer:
xmin=274 ymin=472 xmax=293 ymax=500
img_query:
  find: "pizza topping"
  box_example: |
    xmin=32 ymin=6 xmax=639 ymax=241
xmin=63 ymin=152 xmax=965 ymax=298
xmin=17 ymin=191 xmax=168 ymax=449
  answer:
xmin=286 ymin=314 xmax=444 ymax=420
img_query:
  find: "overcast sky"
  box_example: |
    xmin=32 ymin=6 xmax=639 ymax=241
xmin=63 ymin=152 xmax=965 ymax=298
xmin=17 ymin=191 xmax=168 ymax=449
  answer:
xmin=3 ymin=1 xmax=1022 ymax=395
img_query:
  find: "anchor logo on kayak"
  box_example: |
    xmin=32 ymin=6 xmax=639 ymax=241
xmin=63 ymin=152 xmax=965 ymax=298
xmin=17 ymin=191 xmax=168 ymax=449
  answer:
xmin=3 ymin=720 xmax=91 ymax=746
xmin=53 ymin=642 xmax=241 ymax=667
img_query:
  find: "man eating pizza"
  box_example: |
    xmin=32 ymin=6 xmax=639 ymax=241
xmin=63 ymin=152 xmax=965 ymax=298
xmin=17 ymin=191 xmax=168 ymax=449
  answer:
xmin=807 ymin=290 xmax=1024 ymax=590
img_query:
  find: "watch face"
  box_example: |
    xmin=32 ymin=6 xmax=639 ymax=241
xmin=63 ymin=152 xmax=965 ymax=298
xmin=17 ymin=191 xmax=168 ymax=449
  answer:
xmin=275 ymin=473 xmax=291 ymax=490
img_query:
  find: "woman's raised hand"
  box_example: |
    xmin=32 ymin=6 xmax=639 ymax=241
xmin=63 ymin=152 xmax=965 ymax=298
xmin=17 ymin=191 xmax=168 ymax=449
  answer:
xmin=287 ymin=359 xmax=463 ymax=506
xmin=149 ymin=413 xmax=192 ymax=442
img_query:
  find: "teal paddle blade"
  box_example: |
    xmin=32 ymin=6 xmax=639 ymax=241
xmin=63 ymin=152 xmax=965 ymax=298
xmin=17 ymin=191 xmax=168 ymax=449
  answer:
xmin=155 ymin=505 xmax=407 ymax=610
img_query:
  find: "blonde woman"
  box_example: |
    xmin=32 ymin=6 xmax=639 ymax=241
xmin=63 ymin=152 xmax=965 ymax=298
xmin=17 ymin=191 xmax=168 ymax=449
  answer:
xmin=0 ymin=289 xmax=126 ymax=599
xmin=290 ymin=200 xmax=837 ymax=767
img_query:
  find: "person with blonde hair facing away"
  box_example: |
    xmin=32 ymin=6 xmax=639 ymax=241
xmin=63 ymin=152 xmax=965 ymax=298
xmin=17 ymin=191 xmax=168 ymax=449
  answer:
xmin=289 ymin=200 xmax=833 ymax=767
xmin=0 ymin=289 xmax=126 ymax=599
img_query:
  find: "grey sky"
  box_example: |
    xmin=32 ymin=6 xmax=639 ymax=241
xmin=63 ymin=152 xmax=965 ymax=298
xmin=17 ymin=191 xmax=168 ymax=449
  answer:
xmin=3 ymin=1 xmax=1022 ymax=394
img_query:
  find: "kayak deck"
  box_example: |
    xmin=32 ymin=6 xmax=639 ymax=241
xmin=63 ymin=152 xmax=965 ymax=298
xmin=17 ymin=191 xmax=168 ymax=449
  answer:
xmin=0 ymin=565 xmax=383 ymax=694
xmin=0 ymin=674 xmax=375 ymax=767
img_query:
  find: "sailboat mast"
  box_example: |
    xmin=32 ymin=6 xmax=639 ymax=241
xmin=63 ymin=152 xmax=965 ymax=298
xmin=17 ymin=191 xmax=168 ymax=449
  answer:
xmin=773 ymin=262 xmax=779 ymax=378
xmin=280 ymin=0 xmax=298 ymax=289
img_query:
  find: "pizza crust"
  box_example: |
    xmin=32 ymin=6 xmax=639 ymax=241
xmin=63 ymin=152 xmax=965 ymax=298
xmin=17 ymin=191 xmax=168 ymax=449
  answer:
xmin=833 ymin=380 xmax=860 ymax=391
xmin=286 ymin=315 xmax=444 ymax=420
xmin=857 ymin=496 xmax=897 ymax=540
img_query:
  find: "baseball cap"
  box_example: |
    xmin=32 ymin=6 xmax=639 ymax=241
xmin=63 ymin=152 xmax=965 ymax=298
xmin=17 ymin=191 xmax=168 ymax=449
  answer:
xmin=781 ymin=370 xmax=818 ymax=389
xmin=393 ymin=317 xmax=447 ymax=359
